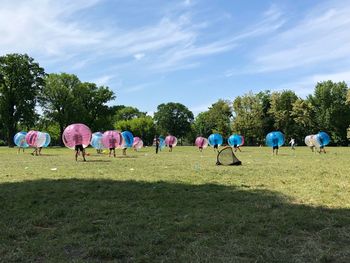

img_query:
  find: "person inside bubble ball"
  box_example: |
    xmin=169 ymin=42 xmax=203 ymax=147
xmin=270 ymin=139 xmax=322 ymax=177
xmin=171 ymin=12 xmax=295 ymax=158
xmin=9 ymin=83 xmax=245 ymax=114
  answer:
xmin=199 ymin=145 xmax=203 ymax=152
xmin=272 ymin=136 xmax=279 ymax=155
xmin=318 ymin=137 xmax=326 ymax=154
xmin=233 ymin=143 xmax=241 ymax=152
xmin=108 ymin=136 xmax=117 ymax=157
xmin=122 ymin=147 xmax=127 ymax=156
xmin=18 ymin=138 xmax=26 ymax=154
xmin=31 ymin=147 xmax=42 ymax=156
xmin=73 ymin=131 xmax=86 ymax=162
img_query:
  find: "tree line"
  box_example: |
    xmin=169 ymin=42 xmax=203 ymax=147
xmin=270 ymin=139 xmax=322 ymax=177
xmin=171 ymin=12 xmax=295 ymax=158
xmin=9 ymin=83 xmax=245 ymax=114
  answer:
xmin=1 ymin=53 xmax=350 ymax=147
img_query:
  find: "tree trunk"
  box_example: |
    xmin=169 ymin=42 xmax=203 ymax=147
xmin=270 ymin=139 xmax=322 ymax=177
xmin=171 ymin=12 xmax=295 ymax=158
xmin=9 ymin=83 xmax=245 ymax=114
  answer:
xmin=7 ymin=123 xmax=16 ymax=147
xmin=59 ymin=125 xmax=64 ymax=146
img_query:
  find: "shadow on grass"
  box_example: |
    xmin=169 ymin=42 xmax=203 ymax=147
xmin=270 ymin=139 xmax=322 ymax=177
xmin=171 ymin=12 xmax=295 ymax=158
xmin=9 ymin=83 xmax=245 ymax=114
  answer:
xmin=0 ymin=179 xmax=349 ymax=262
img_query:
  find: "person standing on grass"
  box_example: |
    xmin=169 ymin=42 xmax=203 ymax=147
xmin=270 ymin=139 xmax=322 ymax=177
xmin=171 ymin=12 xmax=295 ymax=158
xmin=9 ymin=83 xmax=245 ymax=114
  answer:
xmin=318 ymin=137 xmax=326 ymax=154
xmin=213 ymin=144 xmax=219 ymax=152
xmin=233 ymin=144 xmax=241 ymax=152
xmin=73 ymin=131 xmax=86 ymax=162
xmin=109 ymin=136 xmax=117 ymax=158
xmin=272 ymin=136 xmax=279 ymax=155
xmin=289 ymin=138 xmax=296 ymax=150
xmin=155 ymin=136 xmax=160 ymax=154
xmin=18 ymin=139 xmax=26 ymax=154
xmin=31 ymin=147 xmax=42 ymax=156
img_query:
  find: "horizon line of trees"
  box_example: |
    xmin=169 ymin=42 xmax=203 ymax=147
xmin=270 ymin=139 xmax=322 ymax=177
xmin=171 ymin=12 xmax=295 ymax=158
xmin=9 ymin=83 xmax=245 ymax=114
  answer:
xmin=1 ymin=53 xmax=350 ymax=147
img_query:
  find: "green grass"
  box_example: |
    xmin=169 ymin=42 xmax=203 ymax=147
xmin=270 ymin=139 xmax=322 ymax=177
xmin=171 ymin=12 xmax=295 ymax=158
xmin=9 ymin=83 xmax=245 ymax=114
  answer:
xmin=0 ymin=146 xmax=349 ymax=262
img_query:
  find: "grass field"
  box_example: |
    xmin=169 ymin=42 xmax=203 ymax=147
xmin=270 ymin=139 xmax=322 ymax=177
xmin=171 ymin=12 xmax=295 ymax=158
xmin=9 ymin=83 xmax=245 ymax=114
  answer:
xmin=0 ymin=146 xmax=350 ymax=262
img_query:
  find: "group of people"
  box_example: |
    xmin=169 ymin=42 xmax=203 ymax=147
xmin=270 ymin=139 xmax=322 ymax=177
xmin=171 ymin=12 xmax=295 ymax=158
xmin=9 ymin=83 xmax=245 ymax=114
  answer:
xmin=16 ymin=134 xmax=329 ymax=162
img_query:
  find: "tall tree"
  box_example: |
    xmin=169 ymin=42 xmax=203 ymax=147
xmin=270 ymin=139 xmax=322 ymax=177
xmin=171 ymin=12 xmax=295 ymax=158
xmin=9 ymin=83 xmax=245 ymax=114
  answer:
xmin=39 ymin=73 xmax=115 ymax=145
xmin=256 ymin=91 xmax=274 ymax=137
xmin=114 ymin=106 xmax=146 ymax=122
xmin=232 ymin=93 xmax=264 ymax=145
xmin=291 ymin=98 xmax=315 ymax=140
xmin=193 ymin=111 xmax=213 ymax=138
xmin=39 ymin=73 xmax=80 ymax=145
xmin=206 ymin=100 xmax=233 ymax=137
xmin=74 ymin=82 xmax=115 ymax=132
xmin=268 ymin=90 xmax=298 ymax=140
xmin=115 ymin=116 xmax=156 ymax=145
xmin=308 ymin=81 xmax=350 ymax=144
xmin=153 ymin=102 xmax=194 ymax=139
xmin=0 ymin=54 xmax=45 ymax=146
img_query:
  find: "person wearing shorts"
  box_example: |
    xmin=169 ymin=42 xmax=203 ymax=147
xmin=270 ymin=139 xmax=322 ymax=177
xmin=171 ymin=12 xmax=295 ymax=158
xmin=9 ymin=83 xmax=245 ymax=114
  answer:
xmin=109 ymin=137 xmax=117 ymax=157
xmin=75 ymin=144 xmax=86 ymax=161
xmin=272 ymin=137 xmax=279 ymax=155
xmin=213 ymin=144 xmax=218 ymax=152
xmin=233 ymin=144 xmax=241 ymax=152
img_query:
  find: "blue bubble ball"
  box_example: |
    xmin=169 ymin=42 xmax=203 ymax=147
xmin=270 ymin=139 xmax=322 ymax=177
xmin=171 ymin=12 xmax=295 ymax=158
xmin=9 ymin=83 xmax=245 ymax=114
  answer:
xmin=91 ymin=132 xmax=104 ymax=149
xmin=42 ymin=133 xmax=51 ymax=147
xmin=266 ymin=131 xmax=285 ymax=147
xmin=208 ymin=133 xmax=223 ymax=147
xmin=316 ymin=131 xmax=330 ymax=146
xmin=14 ymin=132 xmax=29 ymax=148
xmin=122 ymin=131 xmax=134 ymax=148
xmin=228 ymin=134 xmax=243 ymax=146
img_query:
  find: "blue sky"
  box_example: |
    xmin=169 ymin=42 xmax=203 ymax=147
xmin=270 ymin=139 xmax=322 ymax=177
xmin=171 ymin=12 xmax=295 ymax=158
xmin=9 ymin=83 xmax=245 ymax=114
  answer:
xmin=1 ymin=0 xmax=350 ymax=115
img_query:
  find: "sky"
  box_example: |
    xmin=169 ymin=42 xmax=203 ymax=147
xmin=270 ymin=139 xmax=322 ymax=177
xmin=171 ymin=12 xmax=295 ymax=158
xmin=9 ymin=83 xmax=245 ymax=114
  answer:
xmin=1 ymin=0 xmax=350 ymax=115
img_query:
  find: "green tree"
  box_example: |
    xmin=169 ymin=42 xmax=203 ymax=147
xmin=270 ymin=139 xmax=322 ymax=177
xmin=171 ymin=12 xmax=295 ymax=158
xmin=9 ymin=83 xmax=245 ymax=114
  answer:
xmin=115 ymin=116 xmax=156 ymax=145
xmin=73 ymin=82 xmax=115 ymax=132
xmin=232 ymin=93 xmax=264 ymax=145
xmin=39 ymin=73 xmax=115 ymax=145
xmin=193 ymin=111 xmax=213 ymax=138
xmin=256 ymin=91 xmax=274 ymax=137
xmin=291 ymin=98 xmax=315 ymax=141
xmin=153 ymin=102 xmax=194 ymax=140
xmin=39 ymin=73 xmax=80 ymax=145
xmin=308 ymin=81 xmax=350 ymax=144
xmin=114 ymin=106 xmax=146 ymax=122
xmin=268 ymin=90 xmax=298 ymax=140
xmin=0 ymin=53 xmax=45 ymax=146
xmin=206 ymin=100 xmax=232 ymax=137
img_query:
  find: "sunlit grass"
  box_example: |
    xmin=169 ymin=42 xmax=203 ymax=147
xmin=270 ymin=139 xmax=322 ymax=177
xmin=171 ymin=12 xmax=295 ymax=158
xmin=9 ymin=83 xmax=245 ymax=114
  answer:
xmin=0 ymin=146 xmax=349 ymax=262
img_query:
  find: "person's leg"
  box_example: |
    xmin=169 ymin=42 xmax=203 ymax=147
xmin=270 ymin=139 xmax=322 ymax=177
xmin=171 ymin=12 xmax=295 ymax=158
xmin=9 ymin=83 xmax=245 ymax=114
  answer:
xmin=75 ymin=150 xmax=78 ymax=161
xmin=156 ymin=146 xmax=159 ymax=154
xmin=82 ymin=149 xmax=86 ymax=161
xmin=113 ymin=149 xmax=116 ymax=157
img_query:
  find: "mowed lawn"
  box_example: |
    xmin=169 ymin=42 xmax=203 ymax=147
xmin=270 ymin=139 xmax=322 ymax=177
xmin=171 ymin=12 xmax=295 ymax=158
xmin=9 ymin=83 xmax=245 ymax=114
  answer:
xmin=0 ymin=146 xmax=349 ymax=262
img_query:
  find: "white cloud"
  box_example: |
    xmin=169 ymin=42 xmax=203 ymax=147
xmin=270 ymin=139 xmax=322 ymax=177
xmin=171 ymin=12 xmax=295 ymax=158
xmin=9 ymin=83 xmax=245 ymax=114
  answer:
xmin=275 ymin=69 xmax=350 ymax=97
xmin=133 ymin=53 xmax=145 ymax=60
xmin=250 ymin=1 xmax=350 ymax=73
xmin=0 ymin=0 xmax=285 ymax=74
xmin=91 ymin=75 xmax=114 ymax=86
